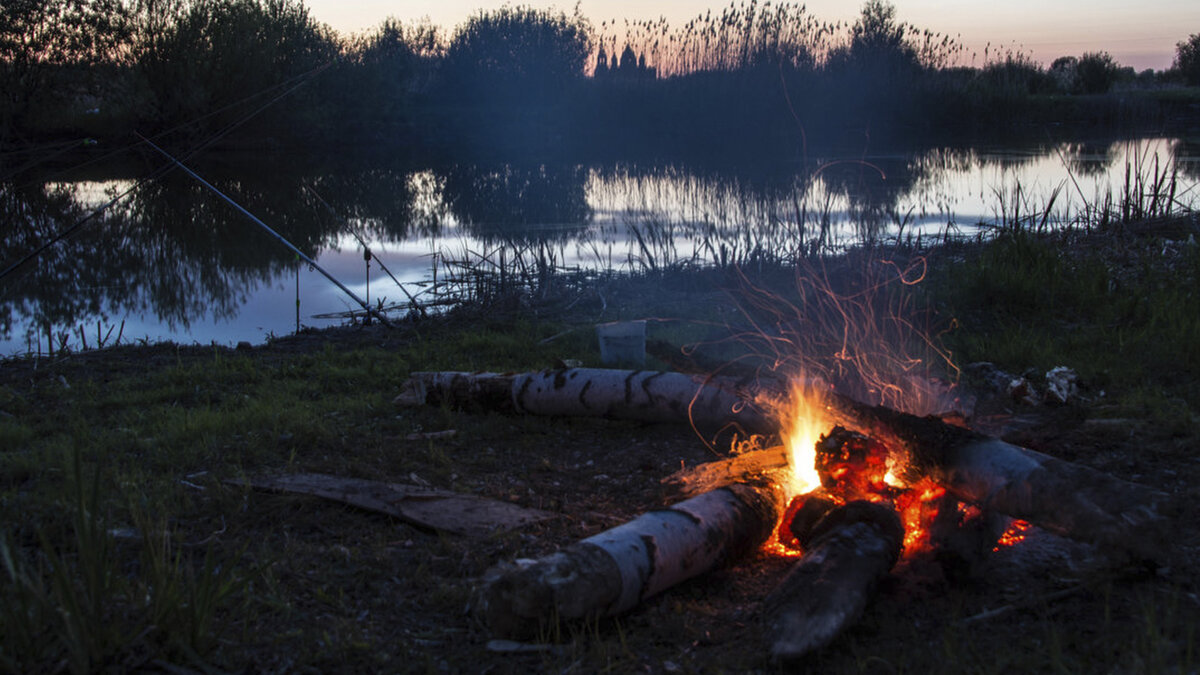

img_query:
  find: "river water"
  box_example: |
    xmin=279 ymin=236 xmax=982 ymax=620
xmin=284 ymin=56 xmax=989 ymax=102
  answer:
xmin=1 ymin=136 xmax=1197 ymax=356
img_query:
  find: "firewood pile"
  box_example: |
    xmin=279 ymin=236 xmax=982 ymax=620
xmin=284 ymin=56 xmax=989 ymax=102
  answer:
xmin=397 ymin=367 xmax=1180 ymax=662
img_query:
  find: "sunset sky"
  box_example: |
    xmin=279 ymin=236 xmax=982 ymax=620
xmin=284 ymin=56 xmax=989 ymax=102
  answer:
xmin=304 ymin=0 xmax=1200 ymax=71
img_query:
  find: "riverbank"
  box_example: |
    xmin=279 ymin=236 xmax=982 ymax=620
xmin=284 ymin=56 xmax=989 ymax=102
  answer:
xmin=1 ymin=218 xmax=1198 ymax=672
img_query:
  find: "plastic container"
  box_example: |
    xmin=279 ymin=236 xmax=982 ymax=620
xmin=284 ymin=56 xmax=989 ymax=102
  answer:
xmin=596 ymin=320 xmax=646 ymax=367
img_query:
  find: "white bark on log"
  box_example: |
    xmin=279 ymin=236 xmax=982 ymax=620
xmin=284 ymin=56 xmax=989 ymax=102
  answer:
xmin=397 ymin=369 xmax=778 ymax=436
xmin=765 ymin=499 xmax=904 ymax=661
xmin=476 ymin=480 xmax=786 ymax=639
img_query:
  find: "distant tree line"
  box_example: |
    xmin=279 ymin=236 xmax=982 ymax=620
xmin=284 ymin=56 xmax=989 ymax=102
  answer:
xmin=1 ymin=0 xmax=1198 ymax=157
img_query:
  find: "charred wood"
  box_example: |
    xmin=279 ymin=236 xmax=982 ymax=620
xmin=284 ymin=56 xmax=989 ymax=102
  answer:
xmin=765 ymin=499 xmax=905 ymax=661
xmin=399 ymin=368 xmax=1176 ymax=562
xmin=822 ymin=397 xmax=1178 ymax=563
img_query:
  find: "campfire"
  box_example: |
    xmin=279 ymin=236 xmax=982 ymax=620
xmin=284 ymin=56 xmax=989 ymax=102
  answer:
xmin=397 ymin=365 xmax=1177 ymax=661
xmin=397 ymin=233 xmax=1174 ymax=662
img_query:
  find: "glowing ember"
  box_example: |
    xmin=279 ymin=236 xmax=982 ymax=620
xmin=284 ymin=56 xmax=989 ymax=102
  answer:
xmin=993 ymin=519 xmax=1032 ymax=551
xmin=892 ymin=477 xmax=946 ymax=553
xmin=770 ymin=425 xmax=950 ymax=558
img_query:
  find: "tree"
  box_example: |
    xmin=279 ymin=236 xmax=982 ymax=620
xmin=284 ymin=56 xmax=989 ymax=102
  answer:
xmin=1049 ymin=55 xmax=1078 ymax=93
xmin=1175 ymin=33 xmax=1200 ymax=86
xmin=847 ymin=0 xmax=915 ymax=69
xmin=439 ymin=6 xmax=592 ymax=106
xmin=1075 ymin=51 xmax=1118 ymax=94
xmin=134 ymin=0 xmax=339 ymax=137
xmin=0 ymin=0 xmax=133 ymax=137
xmin=321 ymin=18 xmax=440 ymax=141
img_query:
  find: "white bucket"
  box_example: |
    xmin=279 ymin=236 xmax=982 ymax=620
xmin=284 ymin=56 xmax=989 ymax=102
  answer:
xmin=596 ymin=320 xmax=646 ymax=367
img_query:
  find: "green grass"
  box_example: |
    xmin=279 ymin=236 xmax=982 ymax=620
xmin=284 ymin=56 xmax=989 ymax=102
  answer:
xmin=931 ymin=224 xmax=1200 ymax=420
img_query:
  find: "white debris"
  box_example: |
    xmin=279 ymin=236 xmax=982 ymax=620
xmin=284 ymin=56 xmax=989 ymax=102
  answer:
xmin=1045 ymin=366 xmax=1079 ymax=404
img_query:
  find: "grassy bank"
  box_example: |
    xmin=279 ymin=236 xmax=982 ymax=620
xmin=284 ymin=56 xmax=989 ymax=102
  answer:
xmin=1 ymin=214 xmax=1199 ymax=672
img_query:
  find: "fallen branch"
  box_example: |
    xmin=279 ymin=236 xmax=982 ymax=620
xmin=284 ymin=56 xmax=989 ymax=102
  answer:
xmin=476 ymin=480 xmax=786 ymax=640
xmin=661 ymin=446 xmax=789 ymax=498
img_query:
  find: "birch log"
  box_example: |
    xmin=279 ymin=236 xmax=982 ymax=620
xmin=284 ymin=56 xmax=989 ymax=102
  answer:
xmin=396 ymin=369 xmax=778 ymax=436
xmin=476 ymin=480 xmax=786 ymax=639
xmin=765 ymin=499 xmax=904 ymax=661
xmin=822 ymin=397 xmax=1178 ymax=563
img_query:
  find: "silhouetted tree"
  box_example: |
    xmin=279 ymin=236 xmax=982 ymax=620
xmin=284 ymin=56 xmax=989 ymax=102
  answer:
xmin=134 ymin=0 xmax=338 ymax=139
xmin=1049 ymin=56 xmax=1078 ymax=92
xmin=320 ymin=18 xmax=440 ymax=142
xmin=439 ymin=6 xmax=591 ymax=107
xmin=1075 ymin=51 xmax=1119 ymax=94
xmin=846 ymin=0 xmax=915 ymax=69
xmin=1175 ymin=33 xmax=1200 ymax=86
xmin=0 ymin=0 xmax=132 ymax=138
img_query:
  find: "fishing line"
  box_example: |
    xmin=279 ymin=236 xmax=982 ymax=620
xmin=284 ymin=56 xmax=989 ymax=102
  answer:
xmin=0 ymin=60 xmax=334 ymax=284
xmin=303 ymin=184 xmax=427 ymax=315
xmin=138 ymin=134 xmax=389 ymax=326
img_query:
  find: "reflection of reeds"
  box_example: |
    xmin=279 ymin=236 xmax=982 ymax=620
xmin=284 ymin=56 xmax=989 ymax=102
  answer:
xmin=402 ymin=143 xmax=1195 ymax=322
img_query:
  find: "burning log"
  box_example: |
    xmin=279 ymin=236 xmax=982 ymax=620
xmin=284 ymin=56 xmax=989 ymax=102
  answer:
xmin=765 ymin=496 xmax=905 ymax=661
xmin=396 ymin=368 xmax=777 ymax=437
xmin=476 ymin=480 xmax=786 ymax=640
xmin=823 ymin=398 xmax=1178 ymax=563
xmin=399 ymin=368 xmax=1175 ymax=561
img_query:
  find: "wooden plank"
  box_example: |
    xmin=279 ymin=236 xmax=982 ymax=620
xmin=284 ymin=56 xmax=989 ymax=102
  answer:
xmin=238 ymin=473 xmax=555 ymax=537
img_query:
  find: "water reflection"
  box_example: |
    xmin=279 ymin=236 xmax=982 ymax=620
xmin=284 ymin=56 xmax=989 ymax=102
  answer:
xmin=306 ymin=169 xmax=441 ymax=241
xmin=1 ymin=137 xmax=1196 ymax=353
xmin=437 ymin=163 xmax=591 ymax=243
xmin=1172 ymin=139 xmax=1200 ymax=181
xmin=1057 ymin=141 xmax=1118 ymax=177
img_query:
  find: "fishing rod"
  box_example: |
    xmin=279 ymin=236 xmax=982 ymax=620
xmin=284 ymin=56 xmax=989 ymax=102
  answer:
xmin=0 ymin=60 xmax=334 ymax=283
xmin=303 ymin=184 xmax=427 ymax=317
xmin=137 ymin=134 xmax=389 ymax=326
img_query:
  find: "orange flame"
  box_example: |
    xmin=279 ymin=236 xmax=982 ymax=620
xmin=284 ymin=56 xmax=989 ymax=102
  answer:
xmin=780 ymin=378 xmax=827 ymax=499
xmin=735 ymin=253 xmax=962 ymax=559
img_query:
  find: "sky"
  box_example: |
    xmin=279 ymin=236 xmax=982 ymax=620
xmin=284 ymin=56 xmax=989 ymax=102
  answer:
xmin=304 ymin=0 xmax=1200 ymax=71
